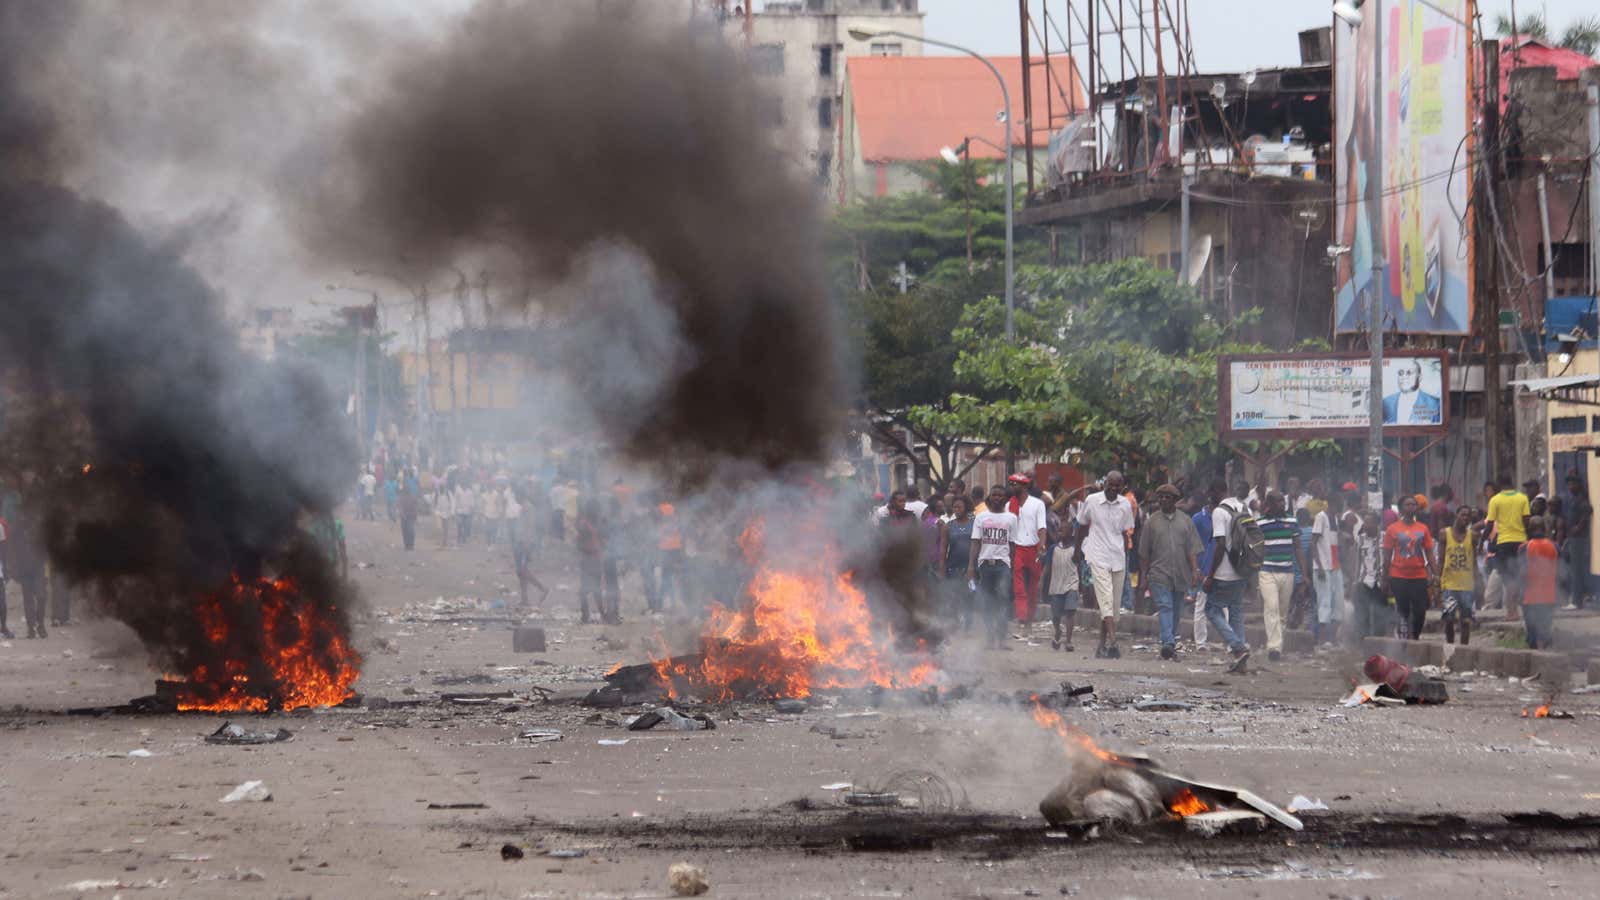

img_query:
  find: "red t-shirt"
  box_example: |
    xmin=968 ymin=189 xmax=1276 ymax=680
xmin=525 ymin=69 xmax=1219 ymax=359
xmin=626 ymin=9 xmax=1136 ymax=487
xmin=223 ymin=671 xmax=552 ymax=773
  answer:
xmin=1383 ymin=520 xmax=1434 ymax=580
xmin=1523 ymin=538 xmax=1560 ymax=605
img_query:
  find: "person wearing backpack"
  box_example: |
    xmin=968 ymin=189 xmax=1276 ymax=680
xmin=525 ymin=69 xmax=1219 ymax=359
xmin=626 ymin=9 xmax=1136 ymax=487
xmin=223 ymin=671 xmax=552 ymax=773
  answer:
xmin=1200 ymin=479 xmax=1254 ymax=673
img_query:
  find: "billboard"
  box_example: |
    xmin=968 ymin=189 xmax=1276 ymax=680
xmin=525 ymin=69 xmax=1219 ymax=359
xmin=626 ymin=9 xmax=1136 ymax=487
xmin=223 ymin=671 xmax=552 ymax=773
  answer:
xmin=1219 ymin=352 xmax=1449 ymax=439
xmin=1334 ymin=0 xmax=1473 ymax=334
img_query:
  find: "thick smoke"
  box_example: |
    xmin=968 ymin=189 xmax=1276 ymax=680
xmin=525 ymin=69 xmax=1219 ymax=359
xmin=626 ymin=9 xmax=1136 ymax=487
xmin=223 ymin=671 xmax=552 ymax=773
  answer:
xmin=0 ymin=4 xmax=358 ymax=695
xmin=309 ymin=1 xmax=842 ymax=481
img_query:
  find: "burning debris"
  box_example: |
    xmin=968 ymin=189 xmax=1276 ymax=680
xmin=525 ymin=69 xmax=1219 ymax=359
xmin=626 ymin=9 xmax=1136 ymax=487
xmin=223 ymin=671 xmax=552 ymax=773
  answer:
xmin=1521 ymin=703 xmax=1574 ymax=719
xmin=1031 ymin=699 xmax=1302 ymax=832
xmin=0 ymin=5 xmax=362 ymax=713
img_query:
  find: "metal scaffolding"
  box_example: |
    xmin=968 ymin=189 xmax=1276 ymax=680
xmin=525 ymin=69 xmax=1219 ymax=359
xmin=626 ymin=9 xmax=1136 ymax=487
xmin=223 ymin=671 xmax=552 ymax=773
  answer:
xmin=1018 ymin=0 xmax=1197 ymax=195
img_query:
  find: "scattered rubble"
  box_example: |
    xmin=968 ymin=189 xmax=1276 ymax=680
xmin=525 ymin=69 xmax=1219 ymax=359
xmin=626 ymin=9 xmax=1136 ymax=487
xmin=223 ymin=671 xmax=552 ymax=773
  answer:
xmin=628 ymin=708 xmax=715 ymax=731
xmin=1133 ymin=699 xmax=1192 ymax=712
xmin=220 ymin=780 xmax=272 ymax=803
xmin=1184 ymin=810 xmax=1268 ymax=837
xmin=500 ymin=844 xmax=524 ymax=860
xmin=1286 ymin=795 xmax=1329 ymax=813
xmin=668 ymin=862 xmax=709 ymax=897
xmin=206 ymin=722 xmax=292 ymax=745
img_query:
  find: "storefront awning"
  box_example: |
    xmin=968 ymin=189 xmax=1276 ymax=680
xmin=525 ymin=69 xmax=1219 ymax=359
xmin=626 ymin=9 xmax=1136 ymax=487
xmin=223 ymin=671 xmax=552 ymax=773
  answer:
xmin=1508 ymin=374 xmax=1600 ymax=393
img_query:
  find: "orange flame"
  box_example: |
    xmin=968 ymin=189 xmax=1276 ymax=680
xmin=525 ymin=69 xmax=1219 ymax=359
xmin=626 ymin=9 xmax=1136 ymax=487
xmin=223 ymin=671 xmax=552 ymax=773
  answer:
xmin=1167 ymin=788 xmax=1210 ymax=817
xmin=172 ymin=575 xmax=361 ymax=712
xmin=1522 ymin=704 xmax=1552 ymax=719
xmin=1028 ymin=695 xmax=1126 ymax=765
xmin=647 ymin=519 xmax=936 ymax=700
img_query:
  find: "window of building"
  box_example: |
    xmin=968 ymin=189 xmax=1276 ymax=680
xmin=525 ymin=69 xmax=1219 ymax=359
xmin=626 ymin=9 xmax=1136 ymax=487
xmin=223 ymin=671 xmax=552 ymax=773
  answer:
xmin=870 ymin=42 xmax=903 ymax=57
xmin=818 ymin=45 xmax=833 ymax=77
xmin=817 ymin=97 xmax=834 ymax=130
xmin=817 ymin=151 xmax=833 ymax=183
xmin=1539 ymin=242 xmax=1590 ymax=283
xmin=750 ymin=43 xmax=784 ymax=76
xmin=1552 ymin=415 xmax=1588 ymax=435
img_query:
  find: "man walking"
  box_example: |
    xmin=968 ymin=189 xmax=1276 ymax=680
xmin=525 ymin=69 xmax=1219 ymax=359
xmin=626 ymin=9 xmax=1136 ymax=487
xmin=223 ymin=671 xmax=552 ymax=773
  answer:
xmin=1564 ymin=474 xmax=1592 ymax=608
xmin=9 ymin=506 xmax=47 ymax=639
xmin=1138 ymin=483 xmax=1202 ymax=660
xmin=967 ymin=484 xmax=1019 ymax=650
xmin=1310 ymin=492 xmax=1344 ymax=645
xmin=1485 ymin=474 xmax=1531 ymax=620
xmin=1190 ymin=491 xmax=1214 ymax=647
xmin=1076 ymin=471 xmax=1134 ymax=659
xmin=398 ymin=484 xmax=419 ymax=551
xmin=1255 ymin=491 xmax=1308 ymax=662
xmin=1008 ymin=473 xmax=1048 ymax=640
xmin=1201 ymin=479 xmax=1252 ymax=672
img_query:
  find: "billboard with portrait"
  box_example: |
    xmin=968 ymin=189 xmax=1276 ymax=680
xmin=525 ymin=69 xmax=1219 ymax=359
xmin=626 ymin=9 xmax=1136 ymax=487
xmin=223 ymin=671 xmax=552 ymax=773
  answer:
xmin=1333 ymin=0 xmax=1473 ymax=334
xmin=1219 ymin=352 xmax=1448 ymax=439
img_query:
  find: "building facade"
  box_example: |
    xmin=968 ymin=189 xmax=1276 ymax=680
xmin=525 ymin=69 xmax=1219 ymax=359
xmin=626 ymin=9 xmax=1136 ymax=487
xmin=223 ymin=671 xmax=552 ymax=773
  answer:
xmin=737 ymin=0 xmax=925 ymax=189
xmin=839 ymin=54 xmax=1076 ymax=202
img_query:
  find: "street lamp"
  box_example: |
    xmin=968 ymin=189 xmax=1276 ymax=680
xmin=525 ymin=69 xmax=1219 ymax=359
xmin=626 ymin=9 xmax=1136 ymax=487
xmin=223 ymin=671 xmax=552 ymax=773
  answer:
xmin=850 ymin=25 xmax=1016 ymax=341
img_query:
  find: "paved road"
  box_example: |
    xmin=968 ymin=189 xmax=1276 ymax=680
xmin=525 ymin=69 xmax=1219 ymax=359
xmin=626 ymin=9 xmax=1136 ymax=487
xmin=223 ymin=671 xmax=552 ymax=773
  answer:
xmin=1 ymin=510 xmax=1596 ymax=898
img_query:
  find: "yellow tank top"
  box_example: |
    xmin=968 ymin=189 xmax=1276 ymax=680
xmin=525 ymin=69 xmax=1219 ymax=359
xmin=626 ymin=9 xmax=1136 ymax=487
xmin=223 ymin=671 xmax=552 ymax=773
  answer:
xmin=1441 ymin=527 xmax=1474 ymax=592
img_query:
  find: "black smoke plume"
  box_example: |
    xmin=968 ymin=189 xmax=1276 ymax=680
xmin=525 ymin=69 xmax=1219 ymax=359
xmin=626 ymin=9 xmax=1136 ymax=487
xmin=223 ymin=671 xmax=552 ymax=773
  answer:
xmin=311 ymin=1 xmax=842 ymax=481
xmin=0 ymin=4 xmax=359 ymax=704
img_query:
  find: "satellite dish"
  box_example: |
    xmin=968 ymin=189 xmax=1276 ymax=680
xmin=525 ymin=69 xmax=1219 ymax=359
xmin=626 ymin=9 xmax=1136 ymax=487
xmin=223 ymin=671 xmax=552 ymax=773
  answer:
xmin=1210 ymin=81 xmax=1227 ymax=101
xmin=1242 ymin=69 xmax=1258 ymax=87
xmin=1183 ymin=234 xmax=1214 ymax=286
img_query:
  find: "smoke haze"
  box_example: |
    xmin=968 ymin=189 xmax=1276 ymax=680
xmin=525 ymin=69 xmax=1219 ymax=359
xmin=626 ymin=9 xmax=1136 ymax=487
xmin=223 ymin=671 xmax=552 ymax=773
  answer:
xmin=308 ymin=1 xmax=842 ymax=482
xmin=0 ymin=2 xmax=359 ymax=698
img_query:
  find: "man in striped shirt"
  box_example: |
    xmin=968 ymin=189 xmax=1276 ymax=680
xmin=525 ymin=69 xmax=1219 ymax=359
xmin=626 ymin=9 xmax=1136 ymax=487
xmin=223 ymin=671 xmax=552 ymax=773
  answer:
xmin=1256 ymin=490 xmax=1309 ymax=662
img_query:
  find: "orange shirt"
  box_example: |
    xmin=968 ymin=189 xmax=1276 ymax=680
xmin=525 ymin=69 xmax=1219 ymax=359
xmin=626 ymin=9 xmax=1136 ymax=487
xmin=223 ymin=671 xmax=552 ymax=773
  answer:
xmin=1523 ymin=538 xmax=1560 ymax=605
xmin=1383 ymin=520 xmax=1434 ymax=580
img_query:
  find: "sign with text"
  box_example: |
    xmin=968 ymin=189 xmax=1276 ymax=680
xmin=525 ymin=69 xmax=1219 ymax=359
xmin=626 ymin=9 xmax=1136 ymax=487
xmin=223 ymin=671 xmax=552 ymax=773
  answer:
xmin=1219 ymin=352 xmax=1449 ymax=439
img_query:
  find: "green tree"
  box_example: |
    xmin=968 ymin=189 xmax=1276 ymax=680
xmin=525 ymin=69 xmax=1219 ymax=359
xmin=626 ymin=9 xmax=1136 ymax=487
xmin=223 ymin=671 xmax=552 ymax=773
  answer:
xmin=832 ymin=159 xmax=1056 ymax=489
xmin=282 ymin=317 xmax=403 ymax=447
xmin=1494 ymin=10 xmax=1600 ymax=56
xmin=909 ymin=259 xmax=1262 ymax=476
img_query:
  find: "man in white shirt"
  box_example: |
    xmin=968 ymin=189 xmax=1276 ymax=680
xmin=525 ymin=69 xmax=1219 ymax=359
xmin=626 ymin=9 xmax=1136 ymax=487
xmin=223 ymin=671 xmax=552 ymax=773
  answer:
xmin=1008 ymin=473 xmax=1049 ymax=640
xmin=1076 ymin=471 xmax=1134 ymax=658
xmin=484 ymin=481 xmax=506 ymax=547
xmin=904 ymin=487 xmax=928 ymax=519
xmin=1311 ymin=497 xmax=1343 ymax=645
xmin=1201 ymin=479 xmax=1253 ymax=672
xmin=358 ymin=467 xmax=378 ymax=521
xmin=967 ymin=484 xmax=1019 ymax=650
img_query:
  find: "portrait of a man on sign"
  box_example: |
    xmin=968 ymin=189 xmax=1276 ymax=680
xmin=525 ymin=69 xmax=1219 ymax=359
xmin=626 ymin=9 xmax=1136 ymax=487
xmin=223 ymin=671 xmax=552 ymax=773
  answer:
xmin=1382 ymin=357 xmax=1442 ymax=425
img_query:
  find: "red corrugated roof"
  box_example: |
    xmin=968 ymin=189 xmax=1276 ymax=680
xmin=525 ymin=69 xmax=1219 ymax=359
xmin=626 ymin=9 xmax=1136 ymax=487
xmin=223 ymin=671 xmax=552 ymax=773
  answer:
xmin=846 ymin=54 xmax=1085 ymax=163
xmin=1501 ymin=35 xmax=1598 ymax=86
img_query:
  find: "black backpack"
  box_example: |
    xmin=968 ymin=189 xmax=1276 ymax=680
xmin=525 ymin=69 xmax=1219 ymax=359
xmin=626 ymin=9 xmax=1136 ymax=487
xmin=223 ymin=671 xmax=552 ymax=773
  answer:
xmin=1226 ymin=504 xmax=1267 ymax=574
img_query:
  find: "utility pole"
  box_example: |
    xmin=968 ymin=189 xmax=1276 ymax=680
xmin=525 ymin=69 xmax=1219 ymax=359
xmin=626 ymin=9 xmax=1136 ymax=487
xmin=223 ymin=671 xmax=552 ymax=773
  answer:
xmin=1482 ymin=39 xmax=1503 ymax=479
xmin=1179 ymin=172 xmax=1192 ymax=283
xmin=1365 ymin=0 xmax=1386 ymax=512
xmin=963 ymin=146 xmax=974 ymax=270
xmin=1587 ymin=83 xmax=1600 ymax=297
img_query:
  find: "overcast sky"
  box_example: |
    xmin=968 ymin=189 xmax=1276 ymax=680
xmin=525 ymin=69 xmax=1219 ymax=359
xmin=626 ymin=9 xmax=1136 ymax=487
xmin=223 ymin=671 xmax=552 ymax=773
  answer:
xmin=916 ymin=1 xmax=1596 ymax=72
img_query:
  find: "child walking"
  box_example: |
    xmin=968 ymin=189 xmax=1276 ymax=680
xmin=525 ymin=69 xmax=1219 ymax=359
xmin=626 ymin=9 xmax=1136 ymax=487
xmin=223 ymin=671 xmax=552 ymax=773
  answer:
xmin=1039 ymin=529 xmax=1080 ymax=651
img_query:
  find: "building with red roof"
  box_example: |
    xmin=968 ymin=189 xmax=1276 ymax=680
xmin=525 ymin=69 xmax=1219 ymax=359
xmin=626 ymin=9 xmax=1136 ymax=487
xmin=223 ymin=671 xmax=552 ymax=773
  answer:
xmin=838 ymin=54 xmax=1084 ymax=202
